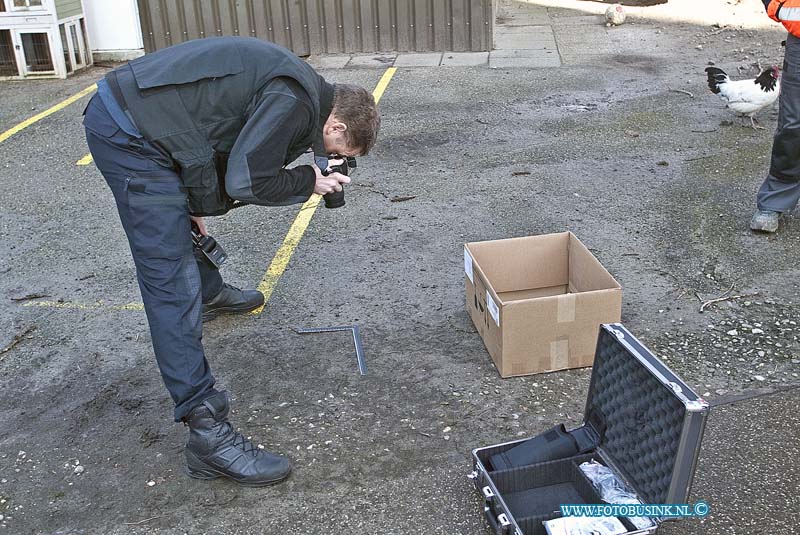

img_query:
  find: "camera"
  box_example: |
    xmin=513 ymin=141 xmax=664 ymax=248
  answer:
xmin=191 ymin=223 xmax=227 ymax=268
xmin=322 ymin=156 xmax=357 ymax=209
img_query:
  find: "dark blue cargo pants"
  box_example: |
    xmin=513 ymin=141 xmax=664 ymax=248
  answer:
xmin=758 ymin=33 xmax=800 ymax=212
xmin=84 ymin=94 xmax=223 ymax=421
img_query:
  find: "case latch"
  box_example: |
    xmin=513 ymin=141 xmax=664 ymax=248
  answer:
xmin=610 ymin=326 xmax=626 ymax=340
xmin=484 ymin=506 xmax=511 ymax=535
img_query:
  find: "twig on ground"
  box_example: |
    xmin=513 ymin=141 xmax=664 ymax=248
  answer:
xmin=685 ymin=155 xmax=714 ymax=162
xmin=0 ymin=325 xmax=36 ymax=358
xmin=123 ymin=515 xmax=163 ymax=526
xmin=670 ymin=89 xmax=695 ymax=98
xmin=699 ymin=282 xmax=735 ymax=303
xmin=10 ymin=293 xmax=50 ymax=302
xmin=691 ymin=128 xmax=719 ymax=133
xmin=700 ymin=292 xmax=759 ymax=313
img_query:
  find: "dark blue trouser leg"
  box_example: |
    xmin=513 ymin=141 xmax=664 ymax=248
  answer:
xmin=84 ymin=95 xmax=221 ymax=421
xmin=758 ymin=33 xmax=800 ymax=212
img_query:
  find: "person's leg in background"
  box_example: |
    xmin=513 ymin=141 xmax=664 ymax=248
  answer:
xmin=195 ymin=247 xmax=224 ymax=308
xmin=190 ymin=220 xmax=264 ymax=322
xmin=197 ymin=250 xmax=265 ymax=322
xmin=752 ymin=34 xmax=800 ymax=233
xmin=84 ymin=95 xmax=290 ymax=486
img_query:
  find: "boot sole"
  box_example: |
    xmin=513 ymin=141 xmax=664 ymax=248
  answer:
xmin=185 ymin=463 xmax=291 ymax=488
xmin=750 ymin=227 xmax=778 ymax=234
xmin=750 ymin=224 xmax=779 ymax=233
xmin=202 ymin=302 xmax=263 ymax=322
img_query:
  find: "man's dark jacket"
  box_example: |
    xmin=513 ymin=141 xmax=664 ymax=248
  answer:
xmin=107 ymin=37 xmax=333 ymax=215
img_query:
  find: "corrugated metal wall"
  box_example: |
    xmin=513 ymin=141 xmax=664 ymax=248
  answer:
xmin=56 ymin=0 xmax=84 ymax=21
xmin=137 ymin=0 xmax=494 ymax=55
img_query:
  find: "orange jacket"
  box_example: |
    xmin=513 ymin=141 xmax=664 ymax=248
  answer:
xmin=767 ymin=0 xmax=800 ymax=37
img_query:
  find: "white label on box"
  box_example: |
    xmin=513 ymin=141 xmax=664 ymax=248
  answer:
xmin=486 ymin=290 xmax=500 ymax=326
xmin=464 ymin=247 xmax=474 ymax=284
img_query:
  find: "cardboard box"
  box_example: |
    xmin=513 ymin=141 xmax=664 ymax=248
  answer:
xmin=464 ymin=232 xmax=622 ymax=377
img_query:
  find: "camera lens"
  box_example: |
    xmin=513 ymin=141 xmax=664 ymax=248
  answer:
xmin=324 ymin=188 xmax=345 ymax=209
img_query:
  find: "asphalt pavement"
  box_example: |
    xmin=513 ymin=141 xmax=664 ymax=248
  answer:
xmin=0 ymin=1 xmax=798 ymax=534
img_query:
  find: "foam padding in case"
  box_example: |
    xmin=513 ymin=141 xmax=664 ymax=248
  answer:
xmin=586 ymin=328 xmax=687 ymax=505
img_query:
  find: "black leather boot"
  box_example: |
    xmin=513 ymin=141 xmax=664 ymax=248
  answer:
xmin=202 ymin=283 xmax=264 ymax=321
xmin=184 ymin=391 xmax=291 ymax=487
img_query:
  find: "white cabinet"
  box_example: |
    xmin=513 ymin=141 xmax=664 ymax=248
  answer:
xmin=0 ymin=0 xmax=91 ymax=78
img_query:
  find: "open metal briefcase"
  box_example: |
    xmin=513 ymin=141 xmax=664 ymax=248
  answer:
xmin=470 ymin=323 xmax=709 ymax=535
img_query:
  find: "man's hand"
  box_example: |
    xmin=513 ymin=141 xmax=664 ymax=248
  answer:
xmin=313 ymin=163 xmax=351 ymax=195
xmin=190 ymin=215 xmax=208 ymax=236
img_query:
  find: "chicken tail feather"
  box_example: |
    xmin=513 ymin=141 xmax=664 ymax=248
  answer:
xmin=705 ymin=67 xmax=728 ymax=94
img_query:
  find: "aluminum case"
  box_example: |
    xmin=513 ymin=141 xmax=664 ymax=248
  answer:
xmin=470 ymin=323 xmax=709 ymax=535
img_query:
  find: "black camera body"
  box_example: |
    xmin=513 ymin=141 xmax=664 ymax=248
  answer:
xmin=322 ymin=156 xmax=357 ymax=209
xmin=191 ymin=225 xmax=227 ymax=268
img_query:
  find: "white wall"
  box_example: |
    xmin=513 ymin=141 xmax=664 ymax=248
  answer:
xmin=83 ymin=0 xmax=143 ymax=59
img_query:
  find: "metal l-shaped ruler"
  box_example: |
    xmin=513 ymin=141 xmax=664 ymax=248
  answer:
xmin=291 ymin=325 xmax=367 ymax=376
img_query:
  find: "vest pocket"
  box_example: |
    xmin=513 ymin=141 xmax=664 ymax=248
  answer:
xmin=172 ymin=148 xmax=234 ymax=216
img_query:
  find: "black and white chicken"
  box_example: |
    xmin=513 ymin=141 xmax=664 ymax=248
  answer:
xmin=705 ymin=65 xmax=780 ymax=129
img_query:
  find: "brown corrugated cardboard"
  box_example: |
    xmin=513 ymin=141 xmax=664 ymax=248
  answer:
xmin=464 ymin=232 xmax=622 ymax=377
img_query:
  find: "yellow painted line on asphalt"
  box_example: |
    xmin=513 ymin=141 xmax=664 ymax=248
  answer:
xmin=372 ymin=67 xmax=397 ymax=104
xmin=250 ymin=67 xmax=397 ymax=315
xmin=22 ymin=300 xmax=144 ymax=311
xmin=76 ymin=154 xmax=94 ymax=166
xmin=250 ymin=196 xmax=323 ymax=314
xmin=0 ymin=83 xmax=97 ymax=144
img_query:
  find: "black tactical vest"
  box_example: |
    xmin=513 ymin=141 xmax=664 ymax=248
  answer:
xmin=106 ymin=37 xmax=328 ymax=216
